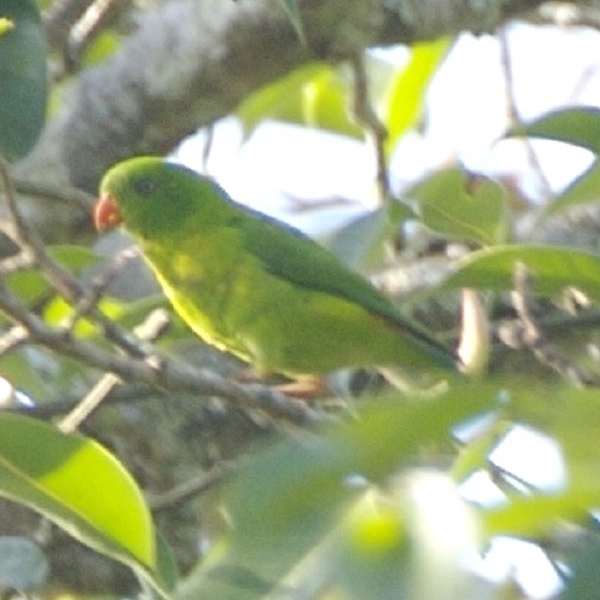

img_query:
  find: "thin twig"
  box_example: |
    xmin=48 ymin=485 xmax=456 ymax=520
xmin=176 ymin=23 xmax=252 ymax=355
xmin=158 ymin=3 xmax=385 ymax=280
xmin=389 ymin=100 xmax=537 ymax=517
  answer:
xmin=350 ymin=52 xmax=389 ymax=205
xmin=0 ymin=250 xmax=36 ymax=275
xmin=0 ymin=155 xmax=83 ymax=302
xmin=0 ymin=273 xmax=327 ymax=425
xmin=45 ymin=0 xmax=130 ymax=78
xmin=59 ymin=308 xmax=171 ymax=433
xmin=499 ymin=26 xmax=553 ymax=201
xmin=0 ymin=324 xmax=29 ymax=356
xmin=9 ymin=383 xmax=157 ymax=419
xmin=148 ymin=461 xmax=235 ymax=512
xmin=59 ymin=372 xmax=121 ymax=433
xmin=59 ymin=309 xmax=169 ymax=433
xmin=509 ymin=262 xmax=595 ymax=386
xmin=68 ymin=0 xmax=127 ymax=67
xmin=61 ymin=246 xmax=139 ymax=332
xmin=44 ymin=0 xmax=94 ymax=51
xmin=201 ymin=125 xmax=215 ymax=174
xmin=13 ymin=179 xmax=95 ymax=212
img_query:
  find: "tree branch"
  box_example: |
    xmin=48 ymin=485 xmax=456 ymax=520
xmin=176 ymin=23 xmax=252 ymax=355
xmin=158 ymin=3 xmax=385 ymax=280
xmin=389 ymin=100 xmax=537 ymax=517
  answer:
xmin=0 ymin=272 xmax=327 ymax=425
xmin=21 ymin=0 xmax=557 ymax=195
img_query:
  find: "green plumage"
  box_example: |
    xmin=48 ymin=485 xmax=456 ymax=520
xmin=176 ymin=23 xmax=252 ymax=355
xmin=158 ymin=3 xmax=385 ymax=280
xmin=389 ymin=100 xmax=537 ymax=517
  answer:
xmin=97 ymin=157 xmax=457 ymax=377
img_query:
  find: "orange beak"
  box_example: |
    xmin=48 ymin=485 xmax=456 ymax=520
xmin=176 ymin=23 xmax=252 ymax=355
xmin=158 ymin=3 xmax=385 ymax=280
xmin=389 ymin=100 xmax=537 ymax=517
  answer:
xmin=93 ymin=194 xmax=122 ymax=231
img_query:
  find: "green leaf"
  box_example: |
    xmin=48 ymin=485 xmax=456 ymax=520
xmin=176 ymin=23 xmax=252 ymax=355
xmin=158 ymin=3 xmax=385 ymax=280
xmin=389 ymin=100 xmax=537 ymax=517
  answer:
xmin=383 ymin=37 xmax=450 ymax=157
xmin=81 ymin=29 xmax=120 ymax=67
xmin=438 ymin=244 xmax=600 ymax=302
xmin=451 ymin=418 xmax=509 ymax=483
xmin=230 ymin=391 xmax=490 ymax=545
xmin=560 ymin=532 xmax=600 ymax=600
xmin=237 ymin=63 xmax=361 ymax=139
xmin=0 ymin=0 xmax=47 ymax=161
xmin=278 ymin=0 xmax=305 ymax=45
xmin=508 ymin=387 xmax=600 ymax=490
xmin=338 ymin=473 xmax=486 ymax=600
xmin=326 ymin=202 xmax=416 ymax=271
xmin=5 ymin=245 xmax=101 ymax=305
xmin=539 ymin=158 xmax=600 ymax=220
xmin=0 ymin=414 xmax=163 ymax=591
xmin=484 ymin=494 xmax=595 ymax=540
xmin=507 ymin=106 xmax=600 ymax=155
xmin=408 ymin=168 xmax=509 ymax=246
xmin=326 ymin=208 xmax=394 ymax=270
xmin=180 ymin=387 xmax=495 ymax=600
xmin=155 ymin=531 xmax=179 ymax=592
xmin=338 ymin=493 xmax=410 ymax=600
xmin=50 ymin=244 xmax=103 ymax=271
xmin=43 ymin=294 xmax=168 ymax=341
xmin=0 ymin=351 xmax=50 ymax=401
xmin=4 ymin=270 xmax=48 ymax=306
xmin=0 ymin=16 xmax=13 ymax=36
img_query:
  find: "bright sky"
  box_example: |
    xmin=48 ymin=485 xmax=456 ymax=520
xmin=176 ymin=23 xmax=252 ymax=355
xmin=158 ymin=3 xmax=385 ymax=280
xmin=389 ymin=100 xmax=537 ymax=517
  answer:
xmin=176 ymin=22 xmax=600 ymax=235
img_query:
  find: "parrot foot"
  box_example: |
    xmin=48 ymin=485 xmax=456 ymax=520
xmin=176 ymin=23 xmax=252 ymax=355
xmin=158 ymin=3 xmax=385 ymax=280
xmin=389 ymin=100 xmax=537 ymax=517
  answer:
xmin=273 ymin=377 xmax=328 ymax=400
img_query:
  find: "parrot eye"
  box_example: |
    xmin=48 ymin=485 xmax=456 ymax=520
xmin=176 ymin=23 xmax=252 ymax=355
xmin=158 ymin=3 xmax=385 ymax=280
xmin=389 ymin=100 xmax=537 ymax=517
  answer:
xmin=133 ymin=178 xmax=157 ymax=197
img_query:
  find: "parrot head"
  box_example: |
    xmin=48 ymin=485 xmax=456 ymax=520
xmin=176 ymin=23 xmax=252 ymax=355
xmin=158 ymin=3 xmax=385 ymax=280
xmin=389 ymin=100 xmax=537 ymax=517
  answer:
xmin=93 ymin=156 xmax=229 ymax=239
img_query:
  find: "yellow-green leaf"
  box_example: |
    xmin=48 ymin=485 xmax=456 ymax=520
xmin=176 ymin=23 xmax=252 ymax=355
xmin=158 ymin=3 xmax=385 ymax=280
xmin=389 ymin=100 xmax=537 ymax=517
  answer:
xmin=0 ymin=16 xmax=13 ymax=36
xmin=0 ymin=414 xmax=159 ymax=584
xmin=237 ymin=63 xmax=361 ymax=139
xmin=383 ymin=37 xmax=451 ymax=157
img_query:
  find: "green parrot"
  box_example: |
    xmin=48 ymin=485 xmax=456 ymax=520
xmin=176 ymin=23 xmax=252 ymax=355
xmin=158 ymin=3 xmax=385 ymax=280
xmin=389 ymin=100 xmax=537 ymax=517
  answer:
xmin=94 ymin=156 xmax=458 ymax=378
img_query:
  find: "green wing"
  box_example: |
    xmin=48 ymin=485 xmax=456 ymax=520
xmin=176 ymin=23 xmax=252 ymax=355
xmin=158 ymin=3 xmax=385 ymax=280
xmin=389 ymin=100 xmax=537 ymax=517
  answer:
xmin=237 ymin=207 xmax=454 ymax=358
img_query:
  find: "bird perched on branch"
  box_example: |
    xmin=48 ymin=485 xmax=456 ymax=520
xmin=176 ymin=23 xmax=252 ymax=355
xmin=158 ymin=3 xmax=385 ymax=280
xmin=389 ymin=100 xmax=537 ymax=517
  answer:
xmin=94 ymin=156 xmax=458 ymax=380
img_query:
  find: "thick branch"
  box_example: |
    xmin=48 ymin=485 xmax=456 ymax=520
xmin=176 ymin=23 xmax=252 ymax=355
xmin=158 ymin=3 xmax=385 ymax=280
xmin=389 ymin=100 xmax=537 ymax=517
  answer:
xmin=21 ymin=0 xmax=559 ymax=196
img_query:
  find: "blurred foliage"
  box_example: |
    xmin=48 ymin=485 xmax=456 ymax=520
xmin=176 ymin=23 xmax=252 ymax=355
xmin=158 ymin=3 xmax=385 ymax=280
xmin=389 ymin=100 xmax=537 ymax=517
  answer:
xmin=381 ymin=37 xmax=450 ymax=157
xmin=278 ymin=0 xmax=306 ymax=45
xmin=237 ymin=38 xmax=448 ymax=146
xmin=3 ymin=3 xmax=600 ymax=599
xmin=80 ymin=29 xmax=121 ymax=67
xmin=0 ymin=0 xmax=46 ymax=161
xmin=237 ymin=62 xmax=363 ymax=139
xmin=0 ymin=17 xmax=13 ymax=37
